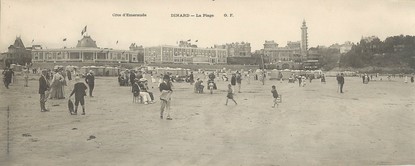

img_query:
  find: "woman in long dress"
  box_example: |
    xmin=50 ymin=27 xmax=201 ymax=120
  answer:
xmin=50 ymin=71 xmax=65 ymax=99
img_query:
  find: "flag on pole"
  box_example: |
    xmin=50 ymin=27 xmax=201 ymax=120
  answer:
xmin=116 ymin=40 xmax=119 ymax=44
xmin=81 ymin=25 xmax=87 ymax=35
xmin=63 ymin=38 xmax=67 ymax=41
xmin=31 ymin=39 xmax=34 ymax=43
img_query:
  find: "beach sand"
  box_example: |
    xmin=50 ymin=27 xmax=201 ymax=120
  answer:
xmin=0 ymin=73 xmax=414 ymax=165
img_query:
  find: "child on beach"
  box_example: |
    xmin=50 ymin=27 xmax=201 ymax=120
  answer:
xmin=69 ymin=76 xmax=88 ymax=115
xmin=271 ymin=85 xmax=279 ymax=108
xmin=225 ymin=84 xmax=237 ymax=106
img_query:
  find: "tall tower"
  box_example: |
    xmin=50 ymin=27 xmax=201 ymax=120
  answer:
xmin=301 ymin=19 xmax=308 ymax=56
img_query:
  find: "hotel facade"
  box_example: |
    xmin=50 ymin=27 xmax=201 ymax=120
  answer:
xmin=31 ymin=36 xmax=144 ymax=63
xmin=144 ymin=43 xmax=228 ymax=64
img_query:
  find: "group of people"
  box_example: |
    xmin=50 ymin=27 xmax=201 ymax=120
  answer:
xmin=38 ymin=69 xmax=95 ymax=115
xmin=118 ymin=69 xmax=144 ymax=86
xmin=119 ymin=69 xmax=174 ymax=120
xmin=6 ymin=64 xmax=414 ymax=121
xmin=230 ymin=71 xmax=243 ymax=93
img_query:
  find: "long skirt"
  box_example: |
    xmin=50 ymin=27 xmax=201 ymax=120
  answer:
xmin=50 ymin=82 xmax=65 ymax=99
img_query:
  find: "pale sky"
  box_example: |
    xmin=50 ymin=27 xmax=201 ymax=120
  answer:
xmin=1 ymin=0 xmax=415 ymax=52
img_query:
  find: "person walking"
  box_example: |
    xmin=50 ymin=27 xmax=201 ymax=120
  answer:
xmin=39 ymin=70 xmax=50 ymax=112
xmin=337 ymin=73 xmax=345 ymax=93
xmin=271 ymin=85 xmax=279 ymax=108
xmin=85 ymin=70 xmax=95 ymax=97
xmin=69 ymin=76 xmax=88 ymax=115
xmin=225 ymin=84 xmax=237 ymax=106
xmin=159 ymin=75 xmax=173 ymax=120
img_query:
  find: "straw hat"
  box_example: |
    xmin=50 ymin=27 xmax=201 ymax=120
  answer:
xmin=75 ymin=76 xmax=81 ymax=82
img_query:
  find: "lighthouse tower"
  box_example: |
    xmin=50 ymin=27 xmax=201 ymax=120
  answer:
xmin=301 ymin=20 xmax=308 ymax=56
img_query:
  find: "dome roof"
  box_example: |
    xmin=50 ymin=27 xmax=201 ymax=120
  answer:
xmin=76 ymin=36 xmax=98 ymax=48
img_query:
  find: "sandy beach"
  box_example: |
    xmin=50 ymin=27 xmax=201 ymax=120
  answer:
xmin=0 ymin=73 xmax=414 ymax=165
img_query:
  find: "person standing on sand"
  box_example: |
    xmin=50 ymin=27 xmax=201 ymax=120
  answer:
xmin=69 ymin=76 xmax=88 ymax=115
xmin=411 ymin=75 xmax=414 ymax=83
xmin=130 ymin=70 xmax=136 ymax=87
xmin=225 ymin=84 xmax=237 ymax=106
xmin=50 ymin=69 xmax=65 ymax=99
xmin=85 ymin=70 xmax=95 ymax=97
xmin=189 ymin=71 xmax=194 ymax=85
xmin=66 ymin=69 xmax=72 ymax=81
xmin=23 ymin=67 xmax=29 ymax=87
xmin=236 ymin=71 xmax=242 ymax=93
xmin=321 ymin=74 xmax=326 ymax=83
xmin=337 ymin=73 xmax=345 ymax=93
xmin=230 ymin=73 xmax=236 ymax=92
xmin=39 ymin=70 xmax=50 ymax=112
xmin=159 ymin=75 xmax=173 ymax=120
xmin=3 ymin=68 xmax=12 ymax=89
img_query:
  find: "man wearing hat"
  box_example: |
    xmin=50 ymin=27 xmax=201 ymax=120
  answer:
xmin=159 ymin=74 xmax=173 ymax=120
xmin=70 ymin=76 xmax=88 ymax=115
xmin=39 ymin=70 xmax=50 ymax=112
xmin=85 ymin=70 xmax=95 ymax=97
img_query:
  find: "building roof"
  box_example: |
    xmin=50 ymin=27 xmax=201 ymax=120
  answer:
xmin=76 ymin=36 xmax=98 ymax=48
xmin=13 ymin=37 xmax=25 ymax=48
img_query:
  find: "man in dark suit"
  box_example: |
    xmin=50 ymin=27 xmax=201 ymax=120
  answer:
xmin=85 ymin=70 xmax=95 ymax=97
xmin=39 ymin=70 xmax=50 ymax=112
xmin=130 ymin=70 xmax=136 ymax=87
xmin=337 ymin=73 xmax=345 ymax=93
xmin=189 ymin=71 xmax=194 ymax=85
xmin=2 ymin=68 xmax=12 ymax=89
